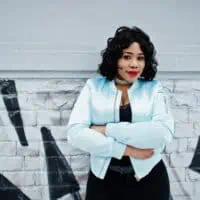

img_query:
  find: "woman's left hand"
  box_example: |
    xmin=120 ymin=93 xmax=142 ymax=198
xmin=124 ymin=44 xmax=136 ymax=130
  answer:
xmin=90 ymin=125 xmax=106 ymax=135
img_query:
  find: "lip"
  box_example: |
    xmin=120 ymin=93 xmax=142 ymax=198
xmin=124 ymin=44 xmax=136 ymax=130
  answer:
xmin=126 ymin=71 xmax=139 ymax=77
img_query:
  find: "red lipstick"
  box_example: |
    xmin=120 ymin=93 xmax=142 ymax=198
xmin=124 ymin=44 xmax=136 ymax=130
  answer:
xmin=127 ymin=71 xmax=139 ymax=77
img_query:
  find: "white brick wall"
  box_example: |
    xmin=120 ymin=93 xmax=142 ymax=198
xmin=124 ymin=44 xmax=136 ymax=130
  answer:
xmin=0 ymin=0 xmax=199 ymax=199
xmin=1 ymin=78 xmax=200 ymax=200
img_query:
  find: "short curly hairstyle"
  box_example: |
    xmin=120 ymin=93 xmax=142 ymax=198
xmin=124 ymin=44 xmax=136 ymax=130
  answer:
xmin=97 ymin=26 xmax=158 ymax=81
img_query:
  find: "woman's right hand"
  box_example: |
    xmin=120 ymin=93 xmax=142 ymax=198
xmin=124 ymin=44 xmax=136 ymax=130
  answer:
xmin=124 ymin=145 xmax=154 ymax=159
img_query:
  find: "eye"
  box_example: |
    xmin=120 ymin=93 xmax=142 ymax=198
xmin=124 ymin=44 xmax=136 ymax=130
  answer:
xmin=123 ymin=55 xmax=131 ymax=60
xmin=138 ymin=56 xmax=145 ymax=61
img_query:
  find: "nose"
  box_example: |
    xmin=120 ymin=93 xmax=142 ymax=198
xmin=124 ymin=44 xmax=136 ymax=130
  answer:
xmin=130 ymin=58 xmax=138 ymax=68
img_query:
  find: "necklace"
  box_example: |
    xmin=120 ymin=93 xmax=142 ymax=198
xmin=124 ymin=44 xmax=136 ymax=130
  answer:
xmin=114 ymin=77 xmax=132 ymax=85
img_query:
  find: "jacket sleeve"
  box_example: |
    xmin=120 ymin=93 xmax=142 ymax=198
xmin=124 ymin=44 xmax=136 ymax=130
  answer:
xmin=105 ymin=81 xmax=175 ymax=149
xmin=66 ymin=79 xmax=126 ymax=159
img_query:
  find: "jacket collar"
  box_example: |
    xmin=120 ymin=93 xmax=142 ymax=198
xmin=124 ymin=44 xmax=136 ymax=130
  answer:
xmin=108 ymin=78 xmax=141 ymax=94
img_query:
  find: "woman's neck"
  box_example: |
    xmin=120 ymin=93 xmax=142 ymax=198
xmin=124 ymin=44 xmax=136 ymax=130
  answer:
xmin=115 ymin=82 xmax=132 ymax=92
xmin=114 ymin=77 xmax=132 ymax=91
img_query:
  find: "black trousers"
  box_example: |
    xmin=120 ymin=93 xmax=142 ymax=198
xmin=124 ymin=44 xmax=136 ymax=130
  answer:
xmin=85 ymin=159 xmax=170 ymax=200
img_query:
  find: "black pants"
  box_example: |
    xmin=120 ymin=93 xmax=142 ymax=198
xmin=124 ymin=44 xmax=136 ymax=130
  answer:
xmin=85 ymin=159 xmax=170 ymax=200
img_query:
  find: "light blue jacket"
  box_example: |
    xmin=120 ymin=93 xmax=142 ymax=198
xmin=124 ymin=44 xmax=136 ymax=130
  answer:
xmin=66 ymin=75 xmax=174 ymax=181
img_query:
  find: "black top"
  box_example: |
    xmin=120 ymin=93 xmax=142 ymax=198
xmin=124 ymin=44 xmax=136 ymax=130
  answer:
xmin=109 ymin=103 xmax=133 ymax=167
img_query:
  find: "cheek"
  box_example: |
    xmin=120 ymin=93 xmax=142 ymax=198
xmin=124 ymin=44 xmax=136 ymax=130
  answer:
xmin=117 ymin=59 xmax=122 ymax=66
xmin=117 ymin=62 xmax=123 ymax=70
xmin=118 ymin=60 xmax=127 ymax=69
xmin=118 ymin=66 xmax=127 ymax=72
xmin=117 ymin=65 xmax=126 ymax=76
xmin=139 ymin=62 xmax=145 ymax=70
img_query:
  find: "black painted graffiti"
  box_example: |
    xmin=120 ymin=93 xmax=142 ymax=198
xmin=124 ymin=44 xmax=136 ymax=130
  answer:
xmin=0 ymin=79 xmax=81 ymax=200
xmin=0 ymin=80 xmax=28 ymax=146
xmin=41 ymin=127 xmax=81 ymax=200
xmin=0 ymin=174 xmax=31 ymax=200
xmin=189 ymin=136 xmax=200 ymax=173
xmin=1 ymin=79 xmax=199 ymax=199
xmin=169 ymin=194 xmax=173 ymax=200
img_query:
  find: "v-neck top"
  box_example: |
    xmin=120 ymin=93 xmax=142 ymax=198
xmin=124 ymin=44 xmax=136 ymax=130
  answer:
xmin=109 ymin=103 xmax=134 ymax=167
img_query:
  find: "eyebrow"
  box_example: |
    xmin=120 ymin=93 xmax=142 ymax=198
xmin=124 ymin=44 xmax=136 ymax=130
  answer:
xmin=124 ymin=52 xmax=144 ymax=55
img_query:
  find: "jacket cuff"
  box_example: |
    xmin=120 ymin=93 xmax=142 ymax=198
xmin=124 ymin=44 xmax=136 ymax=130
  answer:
xmin=106 ymin=123 xmax=126 ymax=159
xmin=112 ymin=141 xmax=126 ymax=159
xmin=105 ymin=123 xmax=116 ymax=137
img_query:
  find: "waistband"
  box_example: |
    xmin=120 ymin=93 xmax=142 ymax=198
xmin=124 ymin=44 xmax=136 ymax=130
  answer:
xmin=108 ymin=165 xmax=135 ymax=174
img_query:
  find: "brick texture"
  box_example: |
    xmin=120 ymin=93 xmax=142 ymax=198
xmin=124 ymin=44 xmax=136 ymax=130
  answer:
xmin=0 ymin=78 xmax=200 ymax=200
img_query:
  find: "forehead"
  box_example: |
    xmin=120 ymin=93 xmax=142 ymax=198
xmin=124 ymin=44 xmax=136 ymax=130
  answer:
xmin=123 ymin=42 xmax=143 ymax=54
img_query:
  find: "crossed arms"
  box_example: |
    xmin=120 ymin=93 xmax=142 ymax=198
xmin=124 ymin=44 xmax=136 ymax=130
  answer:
xmin=66 ymin=80 xmax=175 ymax=159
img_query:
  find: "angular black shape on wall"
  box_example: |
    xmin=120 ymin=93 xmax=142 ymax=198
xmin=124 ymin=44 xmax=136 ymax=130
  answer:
xmin=0 ymin=80 xmax=28 ymax=146
xmin=0 ymin=174 xmax=31 ymax=200
xmin=169 ymin=193 xmax=174 ymax=200
xmin=41 ymin=127 xmax=81 ymax=200
xmin=189 ymin=136 xmax=200 ymax=174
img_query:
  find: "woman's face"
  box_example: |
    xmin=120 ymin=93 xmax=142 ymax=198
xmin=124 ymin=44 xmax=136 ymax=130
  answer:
xmin=116 ymin=42 xmax=145 ymax=83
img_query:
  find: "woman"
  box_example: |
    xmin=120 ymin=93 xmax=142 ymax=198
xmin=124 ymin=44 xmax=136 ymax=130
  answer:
xmin=67 ymin=26 xmax=174 ymax=200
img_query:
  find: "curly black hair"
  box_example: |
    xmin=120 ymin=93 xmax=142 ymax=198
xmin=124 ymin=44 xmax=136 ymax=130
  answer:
xmin=97 ymin=26 xmax=158 ymax=81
